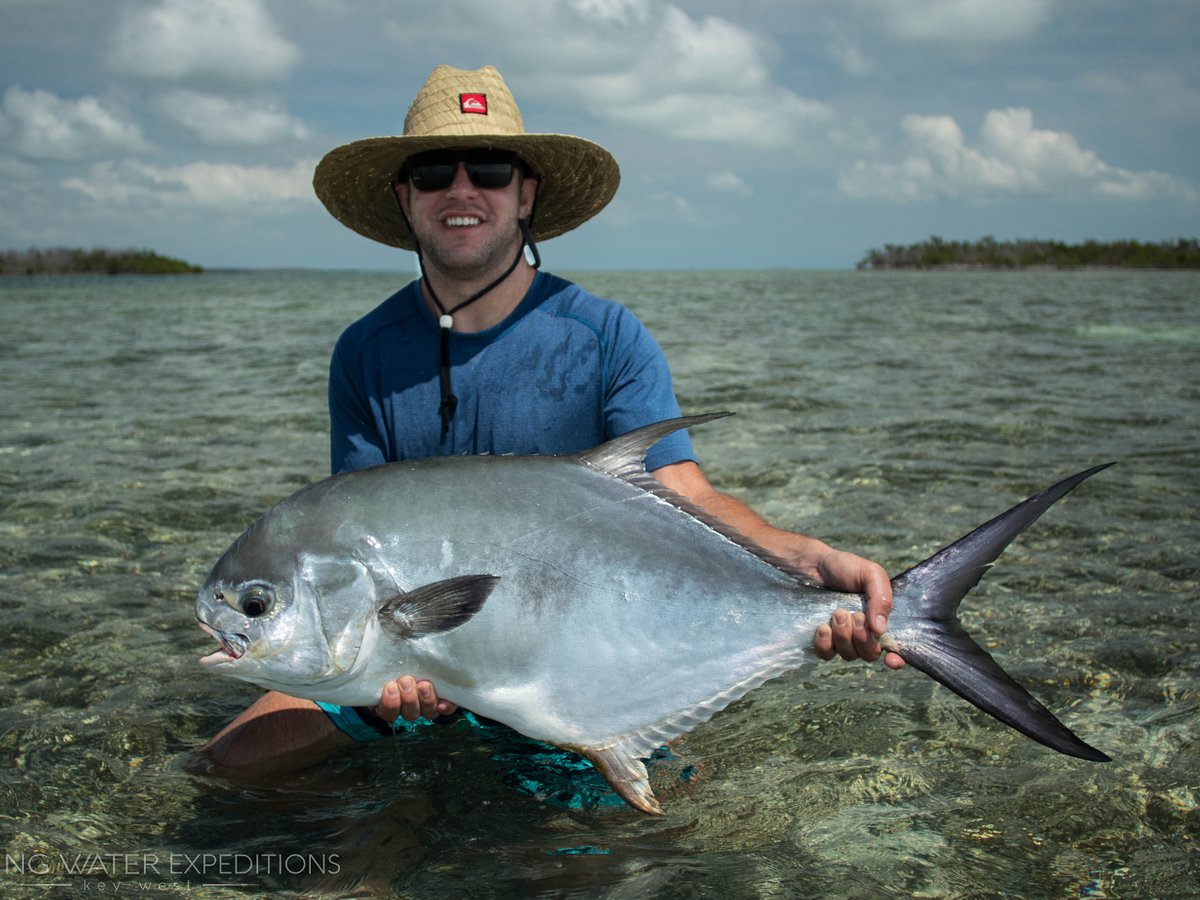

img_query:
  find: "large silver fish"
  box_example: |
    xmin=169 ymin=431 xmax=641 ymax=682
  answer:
xmin=195 ymin=414 xmax=1110 ymax=814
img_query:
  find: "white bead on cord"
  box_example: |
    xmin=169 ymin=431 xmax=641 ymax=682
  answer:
xmin=440 ymin=315 xmax=454 ymax=329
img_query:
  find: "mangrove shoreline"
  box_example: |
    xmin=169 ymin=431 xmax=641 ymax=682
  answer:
xmin=1 ymin=247 xmax=203 ymax=277
xmin=857 ymin=236 xmax=1200 ymax=270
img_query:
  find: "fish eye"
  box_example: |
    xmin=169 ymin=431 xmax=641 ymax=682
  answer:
xmin=239 ymin=587 xmax=273 ymax=618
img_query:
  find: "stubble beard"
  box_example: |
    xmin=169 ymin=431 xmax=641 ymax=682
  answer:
xmin=418 ymin=220 xmax=525 ymax=286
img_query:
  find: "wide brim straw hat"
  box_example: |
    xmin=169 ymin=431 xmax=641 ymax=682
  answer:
xmin=313 ymin=65 xmax=620 ymax=251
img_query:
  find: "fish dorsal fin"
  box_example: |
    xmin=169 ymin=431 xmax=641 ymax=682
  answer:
xmin=378 ymin=574 xmax=499 ymax=640
xmin=577 ymin=413 xmax=820 ymax=588
xmin=576 ymin=413 xmax=731 ymax=480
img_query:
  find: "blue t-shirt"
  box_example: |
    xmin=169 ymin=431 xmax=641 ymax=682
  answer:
xmin=328 ymin=271 xmax=695 ymax=474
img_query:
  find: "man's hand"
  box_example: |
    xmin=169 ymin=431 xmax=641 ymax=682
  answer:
xmin=375 ymin=676 xmax=458 ymax=723
xmin=811 ymin=548 xmax=904 ymax=670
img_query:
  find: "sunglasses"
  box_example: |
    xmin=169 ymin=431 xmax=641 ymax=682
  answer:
xmin=403 ymin=150 xmax=527 ymax=192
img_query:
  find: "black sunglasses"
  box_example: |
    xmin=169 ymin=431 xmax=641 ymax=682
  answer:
xmin=403 ymin=150 xmax=527 ymax=192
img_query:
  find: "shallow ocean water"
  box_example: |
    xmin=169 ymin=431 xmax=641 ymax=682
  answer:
xmin=0 ymin=268 xmax=1196 ymax=897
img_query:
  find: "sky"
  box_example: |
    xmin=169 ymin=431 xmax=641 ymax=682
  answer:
xmin=0 ymin=0 xmax=1197 ymax=271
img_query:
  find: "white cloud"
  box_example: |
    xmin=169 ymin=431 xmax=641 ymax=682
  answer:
xmin=863 ymin=0 xmax=1055 ymax=43
xmin=838 ymin=107 xmax=1197 ymax=203
xmin=568 ymin=0 xmax=651 ymax=26
xmin=828 ymin=28 xmax=876 ymax=77
xmin=107 ymin=0 xmax=300 ymax=86
xmin=0 ymin=86 xmax=148 ymax=160
xmin=706 ymin=171 xmax=753 ymax=195
xmin=651 ymin=190 xmax=698 ymax=222
xmin=563 ymin=5 xmax=833 ymax=148
xmin=156 ymin=90 xmax=310 ymax=145
xmin=382 ymin=1 xmax=831 ymax=151
xmin=61 ymin=158 xmax=317 ymax=210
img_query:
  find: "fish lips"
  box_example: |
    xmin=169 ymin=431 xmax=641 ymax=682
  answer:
xmin=197 ymin=620 xmax=249 ymax=667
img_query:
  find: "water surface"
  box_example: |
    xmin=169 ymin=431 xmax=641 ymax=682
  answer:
xmin=1 ymin=269 xmax=1196 ymax=897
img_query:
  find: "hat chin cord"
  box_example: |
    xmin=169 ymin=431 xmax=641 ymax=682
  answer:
xmin=404 ymin=212 xmax=542 ymax=441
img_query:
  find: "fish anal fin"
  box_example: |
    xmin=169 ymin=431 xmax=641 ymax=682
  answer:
xmin=577 ymin=744 xmax=663 ymax=816
xmin=378 ymin=574 xmax=499 ymax=640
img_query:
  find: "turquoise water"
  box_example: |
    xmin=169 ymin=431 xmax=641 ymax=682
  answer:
xmin=1 ymin=269 xmax=1197 ymax=897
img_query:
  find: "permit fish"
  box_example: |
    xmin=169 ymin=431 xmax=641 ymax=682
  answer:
xmin=195 ymin=414 xmax=1111 ymax=814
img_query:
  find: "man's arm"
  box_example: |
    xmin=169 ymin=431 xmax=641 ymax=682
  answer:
xmin=651 ymin=459 xmax=905 ymax=670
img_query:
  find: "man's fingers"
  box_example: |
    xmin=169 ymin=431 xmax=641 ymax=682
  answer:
xmin=865 ymin=574 xmax=894 ymax=636
xmin=376 ymin=680 xmax=402 ymax=723
xmin=851 ymin=612 xmax=882 ymax=662
xmin=816 ymin=608 xmax=894 ymax=665
xmin=383 ymin=676 xmax=447 ymax=721
xmin=416 ymin=680 xmax=439 ymax=719
xmin=397 ymin=676 xmax=422 ymax=721
xmin=830 ymin=610 xmax=857 ymax=660
xmin=813 ymin=624 xmax=836 ymax=660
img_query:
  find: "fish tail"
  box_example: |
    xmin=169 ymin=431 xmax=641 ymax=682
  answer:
xmin=881 ymin=465 xmax=1113 ymax=762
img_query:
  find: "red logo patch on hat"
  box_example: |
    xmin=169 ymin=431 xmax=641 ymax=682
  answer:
xmin=460 ymin=93 xmax=488 ymax=115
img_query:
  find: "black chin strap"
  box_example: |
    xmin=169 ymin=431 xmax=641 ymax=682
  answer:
xmin=420 ymin=224 xmax=542 ymax=440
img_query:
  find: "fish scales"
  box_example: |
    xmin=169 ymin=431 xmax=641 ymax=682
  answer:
xmin=196 ymin=414 xmax=1111 ymax=814
xmin=241 ymin=450 xmax=835 ymax=742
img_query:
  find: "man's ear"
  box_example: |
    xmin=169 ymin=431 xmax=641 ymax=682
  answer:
xmin=519 ymin=175 xmax=539 ymax=220
xmin=393 ymin=180 xmax=411 ymax=219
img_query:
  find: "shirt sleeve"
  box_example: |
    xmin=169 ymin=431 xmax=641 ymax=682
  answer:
xmin=328 ymin=329 xmax=388 ymax=475
xmin=602 ymin=305 xmax=696 ymax=472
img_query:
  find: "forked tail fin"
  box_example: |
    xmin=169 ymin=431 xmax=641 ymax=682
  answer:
xmin=882 ymin=465 xmax=1113 ymax=762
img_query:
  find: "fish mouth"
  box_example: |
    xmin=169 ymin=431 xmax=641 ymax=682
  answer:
xmin=197 ymin=620 xmax=249 ymax=666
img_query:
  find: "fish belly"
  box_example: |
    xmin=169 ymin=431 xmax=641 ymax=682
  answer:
xmin=353 ymin=456 xmax=848 ymax=749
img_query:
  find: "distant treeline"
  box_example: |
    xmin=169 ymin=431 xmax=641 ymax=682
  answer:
xmin=857 ymin=236 xmax=1200 ymax=270
xmin=1 ymin=247 xmax=203 ymax=276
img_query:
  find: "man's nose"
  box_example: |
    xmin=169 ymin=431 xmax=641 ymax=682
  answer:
xmin=446 ymin=163 xmax=475 ymax=192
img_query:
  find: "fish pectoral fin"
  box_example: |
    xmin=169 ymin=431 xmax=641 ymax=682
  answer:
xmin=377 ymin=574 xmax=499 ymax=640
xmin=580 ymin=744 xmax=662 ymax=816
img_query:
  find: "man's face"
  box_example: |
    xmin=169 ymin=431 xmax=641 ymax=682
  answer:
xmin=394 ymin=150 xmax=538 ymax=280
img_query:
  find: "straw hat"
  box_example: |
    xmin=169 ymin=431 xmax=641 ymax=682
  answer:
xmin=313 ymin=65 xmax=620 ymax=251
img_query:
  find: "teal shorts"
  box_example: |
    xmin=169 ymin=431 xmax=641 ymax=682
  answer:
xmin=316 ymin=702 xmax=427 ymax=741
xmin=316 ymin=704 xmax=693 ymax=810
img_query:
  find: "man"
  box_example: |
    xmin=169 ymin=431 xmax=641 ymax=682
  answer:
xmin=203 ymin=65 xmax=901 ymax=771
